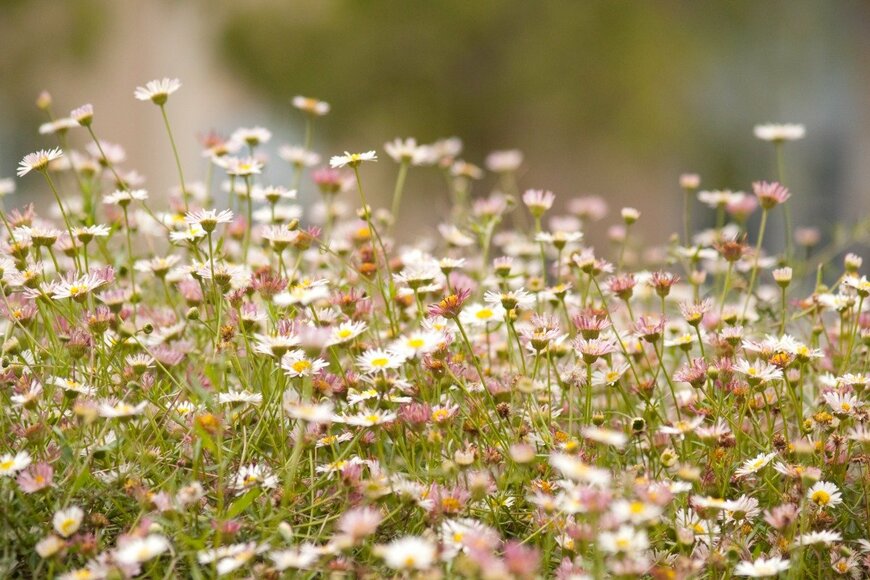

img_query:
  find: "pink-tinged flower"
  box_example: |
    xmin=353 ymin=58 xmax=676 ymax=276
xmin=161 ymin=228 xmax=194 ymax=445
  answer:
xmin=427 ymin=288 xmax=471 ymax=319
xmin=568 ymin=195 xmax=608 ymax=221
xmin=52 ymin=273 xmax=108 ymax=302
xmin=16 ymin=462 xmax=53 ymax=493
xmin=485 ymin=149 xmax=523 ymax=173
xmin=607 ymin=273 xmax=637 ymax=300
xmin=572 ymin=309 xmax=611 ymax=339
xmin=753 ymin=181 xmax=791 ymax=210
xmin=648 ymin=271 xmax=680 ymax=297
xmin=674 ymin=358 xmax=708 ymax=387
xmin=17 ymin=148 xmax=64 ymax=177
xmin=311 ymin=167 xmax=349 ymax=195
xmin=763 ymin=503 xmax=797 ymax=530
xmin=573 ymin=336 xmax=618 ymax=364
xmin=679 ymin=298 xmax=712 ymax=326
xmin=522 ymin=189 xmax=555 ymax=217
xmin=335 ymin=507 xmax=383 ymax=544
xmin=634 ymin=315 xmax=666 ymax=343
xmin=503 ymin=541 xmax=541 ymax=578
xmin=292 ymin=95 xmax=330 ymax=116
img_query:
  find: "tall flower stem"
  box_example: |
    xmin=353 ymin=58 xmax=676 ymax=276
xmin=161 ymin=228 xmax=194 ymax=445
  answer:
xmin=683 ymin=189 xmax=692 ymax=247
xmin=121 ymin=206 xmax=137 ymax=324
xmin=742 ymin=209 xmax=769 ymax=320
xmin=352 ymin=166 xmax=397 ymax=335
xmin=243 ymin=177 xmax=253 ymax=263
xmin=159 ymin=104 xmax=188 ymax=211
xmin=40 ymin=170 xmax=80 ymax=273
xmin=207 ymin=232 xmax=221 ymax=344
xmin=389 ymin=160 xmax=409 ymax=232
xmin=774 ymin=142 xmax=793 ymax=260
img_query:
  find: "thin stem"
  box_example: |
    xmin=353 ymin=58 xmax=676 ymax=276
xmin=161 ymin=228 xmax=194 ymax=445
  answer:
xmin=160 ymin=104 xmax=188 ymax=210
xmin=389 ymin=160 xmax=409 ymax=232
xmin=742 ymin=208 xmax=769 ymax=320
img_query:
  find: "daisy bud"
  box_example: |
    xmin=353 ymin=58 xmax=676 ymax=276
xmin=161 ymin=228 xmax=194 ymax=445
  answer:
xmin=71 ymin=104 xmax=94 ymax=127
xmin=631 ymin=417 xmax=646 ymax=433
xmin=35 ymin=535 xmax=65 ymax=558
xmin=679 ymin=173 xmax=700 ymax=190
xmin=142 ymin=323 xmax=154 ymax=335
xmin=509 ymin=443 xmax=535 ymax=464
xmin=844 ymin=253 xmax=862 ymax=273
xmin=621 ymin=207 xmax=640 ymax=225
xmin=660 ymin=448 xmax=678 ymax=468
xmin=794 ymin=227 xmax=820 ymax=247
xmin=278 ymin=521 xmax=294 ymax=542
xmin=773 ymin=267 xmax=792 ymax=288
xmin=690 ymin=270 xmax=707 ymax=286
xmin=493 ymin=256 xmax=513 ymax=278
xmin=36 ymin=91 xmax=52 ymax=111
xmin=186 ymin=307 xmax=200 ymax=321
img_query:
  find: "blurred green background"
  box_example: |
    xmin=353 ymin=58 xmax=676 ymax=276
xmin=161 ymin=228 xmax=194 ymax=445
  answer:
xmin=1 ymin=0 xmax=868 ymax=246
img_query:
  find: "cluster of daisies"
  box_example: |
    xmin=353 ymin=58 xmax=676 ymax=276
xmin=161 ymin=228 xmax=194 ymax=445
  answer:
xmin=0 ymin=78 xmax=868 ymax=579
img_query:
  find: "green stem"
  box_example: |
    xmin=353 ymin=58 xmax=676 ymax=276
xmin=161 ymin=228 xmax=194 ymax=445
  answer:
xmin=742 ymin=209 xmax=768 ymax=320
xmin=160 ymin=104 xmax=188 ymax=210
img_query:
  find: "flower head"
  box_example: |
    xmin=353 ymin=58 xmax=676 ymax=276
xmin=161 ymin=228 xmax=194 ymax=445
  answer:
xmin=17 ymin=148 xmax=63 ymax=177
xmin=754 ymin=123 xmax=805 ymax=142
xmin=330 ymin=150 xmax=378 ymax=169
xmin=134 ymin=78 xmax=181 ymax=105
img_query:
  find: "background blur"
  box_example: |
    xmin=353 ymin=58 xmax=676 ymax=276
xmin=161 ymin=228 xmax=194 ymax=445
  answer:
xmin=1 ymin=0 xmax=868 ymax=249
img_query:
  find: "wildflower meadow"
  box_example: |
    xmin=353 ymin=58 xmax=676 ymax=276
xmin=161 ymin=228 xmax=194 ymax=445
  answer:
xmin=1 ymin=79 xmax=869 ymax=579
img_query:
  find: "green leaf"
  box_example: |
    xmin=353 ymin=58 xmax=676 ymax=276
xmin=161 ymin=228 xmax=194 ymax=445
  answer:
xmin=226 ymin=487 xmax=261 ymax=518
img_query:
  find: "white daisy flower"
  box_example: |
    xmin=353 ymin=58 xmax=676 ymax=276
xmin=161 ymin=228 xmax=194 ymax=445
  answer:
xmin=115 ymin=534 xmax=170 ymax=565
xmin=734 ymin=556 xmax=790 ymax=577
xmin=53 ymin=506 xmax=84 ymax=538
xmin=753 ymin=123 xmax=805 ymax=142
xmin=807 ymin=481 xmax=842 ymax=508
xmin=292 ymin=96 xmax=330 ymax=116
xmin=0 ymin=451 xmax=32 ymax=477
xmin=356 ymin=349 xmax=406 ymax=374
xmin=134 ymin=78 xmax=181 ymax=104
xmin=376 ymin=536 xmax=436 ymax=571
xmin=17 ymin=148 xmax=64 ymax=177
xmin=281 ymin=350 xmax=329 ymax=379
xmin=329 ymin=150 xmax=377 ymax=169
xmin=735 ymin=452 xmax=777 ymax=478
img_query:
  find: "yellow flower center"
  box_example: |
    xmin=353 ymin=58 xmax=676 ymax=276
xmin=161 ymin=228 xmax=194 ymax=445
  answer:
xmin=475 ymin=308 xmax=494 ymax=320
xmin=811 ymin=490 xmax=830 ymax=505
xmin=0 ymin=460 xmax=13 ymax=471
xmin=407 ymin=338 xmax=425 ymax=348
xmin=432 ymin=409 xmax=450 ymax=422
xmin=59 ymin=518 xmax=77 ymax=535
xmin=291 ymin=360 xmax=311 ymax=373
xmin=370 ymin=357 xmax=389 ymax=368
xmin=629 ymin=501 xmax=645 ymax=515
xmin=441 ymin=497 xmax=461 ymax=512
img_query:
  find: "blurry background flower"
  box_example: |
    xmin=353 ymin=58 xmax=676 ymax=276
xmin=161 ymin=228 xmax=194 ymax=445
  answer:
xmin=0 ymin=0 xmax=868 ymax=249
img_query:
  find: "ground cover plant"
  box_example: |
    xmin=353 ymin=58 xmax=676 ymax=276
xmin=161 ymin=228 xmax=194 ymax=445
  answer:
xmin=1 ymin=79 xmax=869 ymax=578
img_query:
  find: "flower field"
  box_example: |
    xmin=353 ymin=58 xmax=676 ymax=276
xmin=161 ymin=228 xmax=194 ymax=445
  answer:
xmin=1 ymin=79 xmax=869 ymax=578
